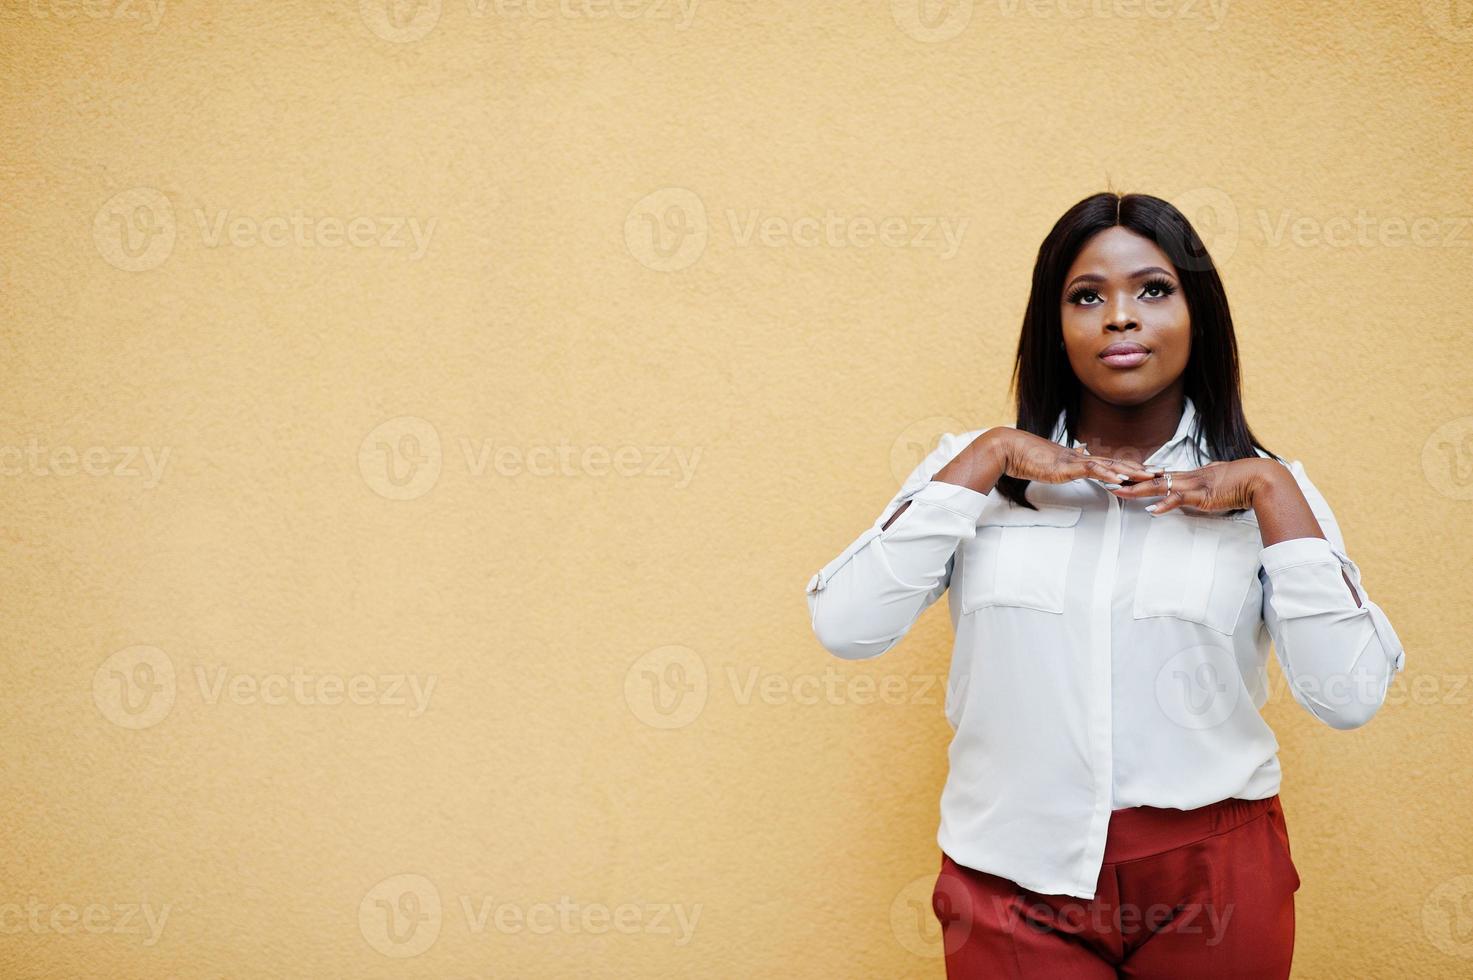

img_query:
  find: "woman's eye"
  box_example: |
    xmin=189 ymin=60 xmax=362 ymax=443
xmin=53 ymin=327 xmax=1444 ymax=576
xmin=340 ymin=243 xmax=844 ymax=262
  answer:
xmin=1067 ymin=289 xmax=1100 ymax=305
xmin=1139 ymin=278 xmax=1178 ymax=300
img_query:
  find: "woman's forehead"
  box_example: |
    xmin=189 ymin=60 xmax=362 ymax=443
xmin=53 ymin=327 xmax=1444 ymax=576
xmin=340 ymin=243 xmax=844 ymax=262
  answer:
xmin=1066 ymin=227 xmax=1175 ymax=278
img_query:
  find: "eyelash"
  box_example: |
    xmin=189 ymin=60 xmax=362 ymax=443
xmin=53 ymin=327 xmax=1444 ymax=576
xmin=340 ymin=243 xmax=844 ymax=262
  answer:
xmin=1066 ymin=277 xmax=1178 ymax=305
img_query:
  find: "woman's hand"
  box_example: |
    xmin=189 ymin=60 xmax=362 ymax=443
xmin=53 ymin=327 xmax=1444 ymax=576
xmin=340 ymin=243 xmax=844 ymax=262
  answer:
xmin=985 ymin=428 xmax=1161 ymax=486
xmin=1107 ymin=458 xmax=1282 ymax=515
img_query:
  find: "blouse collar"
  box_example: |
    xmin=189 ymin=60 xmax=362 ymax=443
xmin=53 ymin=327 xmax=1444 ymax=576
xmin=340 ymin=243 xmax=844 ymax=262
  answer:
xmin=1049 ymin=395 xmax=1207 ymax=465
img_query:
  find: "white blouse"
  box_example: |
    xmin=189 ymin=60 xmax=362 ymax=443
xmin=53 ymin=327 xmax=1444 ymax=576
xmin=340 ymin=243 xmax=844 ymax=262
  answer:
xmin=805 ymin=396 xmax=1406 ymax=900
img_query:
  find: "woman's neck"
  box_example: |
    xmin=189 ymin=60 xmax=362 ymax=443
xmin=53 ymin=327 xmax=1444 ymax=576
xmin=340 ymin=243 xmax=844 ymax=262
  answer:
xmin=1072 ymin=385 xmax=1186 ymax=464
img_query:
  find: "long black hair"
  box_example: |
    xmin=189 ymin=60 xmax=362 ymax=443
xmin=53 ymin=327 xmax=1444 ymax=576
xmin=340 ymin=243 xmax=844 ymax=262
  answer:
xmin=996 ymin=191 xmax=1278 ymax=510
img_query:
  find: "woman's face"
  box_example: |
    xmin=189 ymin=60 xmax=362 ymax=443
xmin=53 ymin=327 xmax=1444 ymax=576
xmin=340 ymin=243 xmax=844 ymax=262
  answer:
xmin=1059 ymin=226 xmax=1191 ymax=407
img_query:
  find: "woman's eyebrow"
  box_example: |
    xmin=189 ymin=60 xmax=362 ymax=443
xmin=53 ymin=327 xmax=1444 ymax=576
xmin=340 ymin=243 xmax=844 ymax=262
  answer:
xmin=1064 ymin=266 xmax=1177 ymax=290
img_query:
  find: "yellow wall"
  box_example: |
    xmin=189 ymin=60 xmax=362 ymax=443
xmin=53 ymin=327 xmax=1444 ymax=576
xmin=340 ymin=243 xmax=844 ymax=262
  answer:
xmin=3 ymin=2 xmax=1470 ymax=976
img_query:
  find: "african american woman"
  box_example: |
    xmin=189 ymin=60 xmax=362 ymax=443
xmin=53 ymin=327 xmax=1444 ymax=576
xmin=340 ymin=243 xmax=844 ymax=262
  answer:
xmin=804 ymin=192 xmax=1406 ymax=979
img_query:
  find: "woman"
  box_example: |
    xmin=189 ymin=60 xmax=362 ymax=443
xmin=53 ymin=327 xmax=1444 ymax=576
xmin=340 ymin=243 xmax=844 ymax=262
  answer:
xmin=804 ymin=192 xmax=1406 ymax=979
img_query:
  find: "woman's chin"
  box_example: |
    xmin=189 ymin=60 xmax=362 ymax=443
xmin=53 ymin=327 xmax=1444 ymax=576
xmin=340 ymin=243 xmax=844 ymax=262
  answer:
xmin=1080 ymin=378 xmax=1170 ymax=408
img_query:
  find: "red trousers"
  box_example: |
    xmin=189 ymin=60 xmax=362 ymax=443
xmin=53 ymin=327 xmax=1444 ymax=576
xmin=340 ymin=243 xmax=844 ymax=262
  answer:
xmin=931 ymin=795 xmax=1300 ymax=979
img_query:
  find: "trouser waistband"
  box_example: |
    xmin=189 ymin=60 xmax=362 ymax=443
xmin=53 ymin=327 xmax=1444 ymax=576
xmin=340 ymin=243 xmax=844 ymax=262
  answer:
xmin=1101 ymin=795 xmax=1280 ymax=864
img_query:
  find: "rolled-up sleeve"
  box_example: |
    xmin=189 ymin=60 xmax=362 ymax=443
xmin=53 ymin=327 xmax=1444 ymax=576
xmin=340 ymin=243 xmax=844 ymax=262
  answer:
xmin=806 ymin=432 xmax=990 ymax=660
xmin=1260 ymin=461 xmax=1406 ymax=730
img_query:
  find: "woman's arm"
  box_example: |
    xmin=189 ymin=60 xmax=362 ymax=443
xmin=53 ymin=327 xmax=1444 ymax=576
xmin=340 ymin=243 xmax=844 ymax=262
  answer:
xmin=806 ymin=429 xmax=1157 ymax=660
xmin=805 ymin=431 xmax=994 ymax=660
xmin=1251 ymin=465 xmax=1360 ymax=605
xmin=1251 ymin=460 xmax=1407 ymax=730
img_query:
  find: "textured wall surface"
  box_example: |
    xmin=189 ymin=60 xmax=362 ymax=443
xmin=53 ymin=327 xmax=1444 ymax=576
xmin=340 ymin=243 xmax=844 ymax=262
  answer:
xmin=2 ymin=2 xmax=1471 ymax=977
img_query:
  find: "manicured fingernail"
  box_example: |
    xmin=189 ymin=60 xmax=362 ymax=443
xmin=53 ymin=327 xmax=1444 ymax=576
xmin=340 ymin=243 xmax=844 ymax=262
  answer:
xmin=1145 ymin=504 xmax=1158 ymax=512
xmin=1114 ymin=473 xmax=1128 ymax=482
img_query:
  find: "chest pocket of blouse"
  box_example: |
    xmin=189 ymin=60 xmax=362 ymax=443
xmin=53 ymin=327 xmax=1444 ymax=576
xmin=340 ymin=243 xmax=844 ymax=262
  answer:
xmin=1132 ymin=510 xmax=1262 ymax=635
xmin=960 ymin=504 xmax=1083 ymax=616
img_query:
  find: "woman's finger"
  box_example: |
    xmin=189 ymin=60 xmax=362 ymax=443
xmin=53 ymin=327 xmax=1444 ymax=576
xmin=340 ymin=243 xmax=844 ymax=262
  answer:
xmin=1116 ymin=471 xmax=1210 ymax=503
xmin=1091 ymin=456 xmax=1158 ymax=484
xmin=1108 ymin=460 xmax=1160 ymax=483
xmin=1108 ymin=471 xmax=1175 ymax=497
xmin=1081 ymin=457 xmax=1136 ymax=483
xmin=1145 ymin=489 xmax=1187 ymax=515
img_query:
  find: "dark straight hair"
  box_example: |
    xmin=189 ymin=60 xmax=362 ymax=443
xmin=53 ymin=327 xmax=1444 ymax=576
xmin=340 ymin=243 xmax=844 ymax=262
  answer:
xmin=996 ymin=191 xmax=1278 ymax=511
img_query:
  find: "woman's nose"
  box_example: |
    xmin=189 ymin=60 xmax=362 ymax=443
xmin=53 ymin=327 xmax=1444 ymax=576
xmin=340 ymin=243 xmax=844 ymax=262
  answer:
xmin=1105 ymin=300 xmax=1138 ymax=331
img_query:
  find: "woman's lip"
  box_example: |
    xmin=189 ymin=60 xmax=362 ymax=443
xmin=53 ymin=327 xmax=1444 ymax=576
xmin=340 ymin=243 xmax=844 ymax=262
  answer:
xmin=1100 ymin=350 xmax=1151 ymax=369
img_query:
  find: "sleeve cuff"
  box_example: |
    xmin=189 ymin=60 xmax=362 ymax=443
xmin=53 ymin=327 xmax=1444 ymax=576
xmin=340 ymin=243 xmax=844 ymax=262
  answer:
xmin=1260 ymin=535 xmax=1338 ymax=575
xmin=805 ymin=481 xmax=991 ymax=597
xmin=1260 ymin=535 xmax=1406 ymax=673
xmin=906 ymin=479 xmax=991 ymax=521
xmin=806 ymin=524 xmax=883 ymax=596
